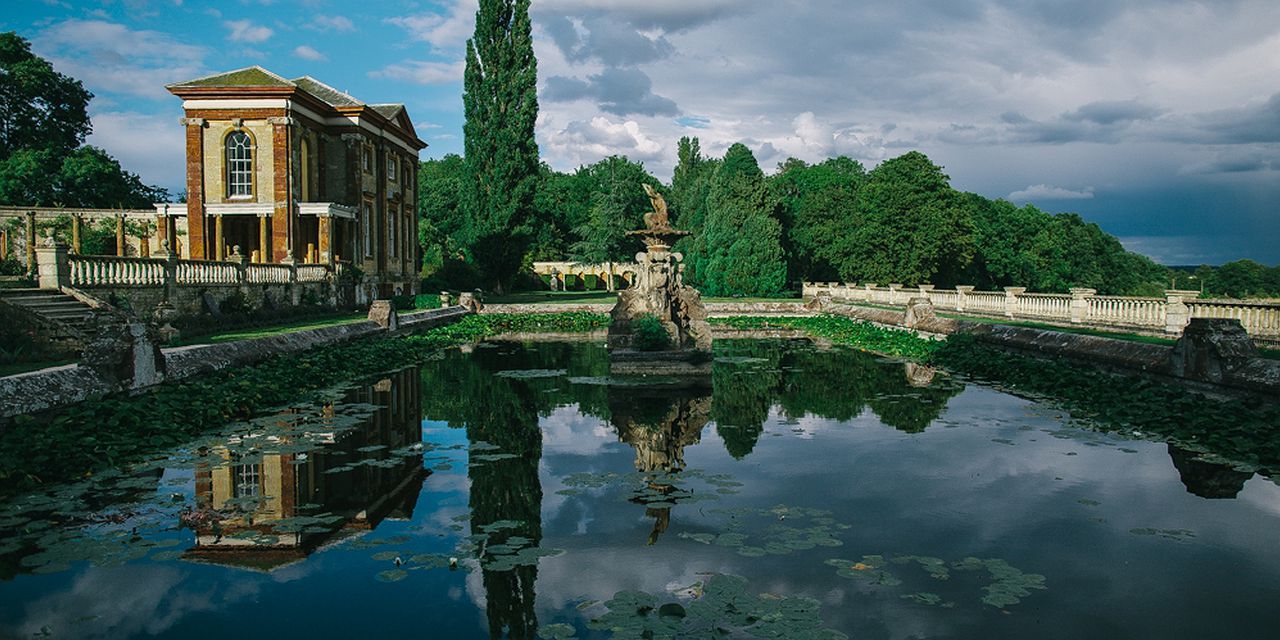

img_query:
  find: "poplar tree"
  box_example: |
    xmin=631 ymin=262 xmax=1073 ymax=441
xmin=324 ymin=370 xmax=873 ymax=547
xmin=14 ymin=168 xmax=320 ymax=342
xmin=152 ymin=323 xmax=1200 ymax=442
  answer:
xmin=462 ymin=0 xmax=539 ymax=294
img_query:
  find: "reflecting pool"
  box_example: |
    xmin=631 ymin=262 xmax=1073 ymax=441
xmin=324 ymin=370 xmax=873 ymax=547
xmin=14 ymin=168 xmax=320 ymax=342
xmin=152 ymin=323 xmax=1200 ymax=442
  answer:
xmin=2 ymin=339 xmax=1278 ymax=638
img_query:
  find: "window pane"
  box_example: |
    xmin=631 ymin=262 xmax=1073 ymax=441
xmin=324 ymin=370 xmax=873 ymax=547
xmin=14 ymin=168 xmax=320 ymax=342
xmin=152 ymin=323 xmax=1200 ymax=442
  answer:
xmin=226 ymin=131 xmax=253 ymax=198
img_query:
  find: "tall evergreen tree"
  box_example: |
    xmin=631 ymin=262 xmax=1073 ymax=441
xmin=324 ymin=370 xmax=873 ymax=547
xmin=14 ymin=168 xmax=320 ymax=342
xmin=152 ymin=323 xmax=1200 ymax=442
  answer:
xmin=461 ymin=0 xmax=539 ymax=294
xmin=699 ymin=143 xmax=787 ymax=296
xmin=569 ymin=157 xmax=635 ymax=290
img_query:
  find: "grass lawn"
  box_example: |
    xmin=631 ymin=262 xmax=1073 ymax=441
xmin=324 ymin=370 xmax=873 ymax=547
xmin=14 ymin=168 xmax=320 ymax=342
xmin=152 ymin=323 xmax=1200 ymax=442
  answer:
xmin=175 ymin=313 xmax=368 ymax=346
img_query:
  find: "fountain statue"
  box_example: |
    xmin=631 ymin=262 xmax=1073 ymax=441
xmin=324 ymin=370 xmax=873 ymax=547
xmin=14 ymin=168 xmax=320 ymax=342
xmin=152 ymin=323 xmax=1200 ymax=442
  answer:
xmin=607 ymin=185 xmax=712 ymax=375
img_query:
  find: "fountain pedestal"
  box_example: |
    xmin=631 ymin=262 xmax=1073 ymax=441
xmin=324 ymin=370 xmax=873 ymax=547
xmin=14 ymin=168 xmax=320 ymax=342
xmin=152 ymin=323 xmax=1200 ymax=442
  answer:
xmin=608 ymin=226 xmax=712 ymax=376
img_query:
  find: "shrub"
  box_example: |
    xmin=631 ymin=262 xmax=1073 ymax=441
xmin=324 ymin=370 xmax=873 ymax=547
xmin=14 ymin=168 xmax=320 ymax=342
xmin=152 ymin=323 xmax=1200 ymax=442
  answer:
xmin=631 ymin=313 xmax=671 ymax=351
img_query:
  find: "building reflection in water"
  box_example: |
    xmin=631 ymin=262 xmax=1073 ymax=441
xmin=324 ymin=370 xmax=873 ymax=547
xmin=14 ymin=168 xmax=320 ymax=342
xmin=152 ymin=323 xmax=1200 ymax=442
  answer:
xmin=183 ymin=367 xmax=426 ymax=571
xmin=1167 ymin=444 xmax=1252 ymax=499
xmin=610 ymin=387 xmax=712 ymax=545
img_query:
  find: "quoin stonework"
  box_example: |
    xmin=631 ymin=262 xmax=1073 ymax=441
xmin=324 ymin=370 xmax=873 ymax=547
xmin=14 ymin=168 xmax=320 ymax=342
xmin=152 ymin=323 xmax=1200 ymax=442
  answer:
xmin=164 ymin=66 xmax=427 ymax=301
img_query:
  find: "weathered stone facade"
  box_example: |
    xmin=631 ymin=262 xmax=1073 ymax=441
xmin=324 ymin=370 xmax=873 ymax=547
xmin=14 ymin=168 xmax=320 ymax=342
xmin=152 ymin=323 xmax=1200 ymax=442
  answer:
xmin=165 ymin=66 xmax=427 ymax=302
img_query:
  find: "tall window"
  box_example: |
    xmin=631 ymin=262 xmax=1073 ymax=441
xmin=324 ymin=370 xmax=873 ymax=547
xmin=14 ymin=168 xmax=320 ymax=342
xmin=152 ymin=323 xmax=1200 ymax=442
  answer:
xmin=387 ymin=203 xmax=397 ymax=257
xmin=232 ymin=463 xmax=261 ymax=498
xmin=226 ymin=131 xmax=253 ymax=198
xmin=388 ymin=155 xmax=398 ymax=182
xmin=362 ymin=200 xmax=373 ymax=258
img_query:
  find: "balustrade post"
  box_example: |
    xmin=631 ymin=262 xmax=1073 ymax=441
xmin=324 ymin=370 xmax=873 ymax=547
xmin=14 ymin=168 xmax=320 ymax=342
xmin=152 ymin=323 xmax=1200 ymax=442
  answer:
xmin=281 ymin=249 xmax=301 ymax=305
xmin=439 ymin=291 xmax=452 ymax=308
xmin=955 ymin=285 xmax=973 ymax=312
xmin=863 ymin=283 xmax=876 ymax=303
xmin=163 ymin=248 xmax=178 ymax=301
xmin=229 ymin=245 xmax=249 ymax=285
xmin=917 ymin=284 xmax=935 ymax=304
xmin=34 ymin=234 xmax=70 ymax=290
xmin=1004 ymin=287 xmax=1027 ymax=318
xmin=887 ymin=284 xmax=902 ymax=306
xmin=1163 ymin=289 xmax=1198 ymax=335
xmin=1069 ymin=288 xmax=1096 ymax=324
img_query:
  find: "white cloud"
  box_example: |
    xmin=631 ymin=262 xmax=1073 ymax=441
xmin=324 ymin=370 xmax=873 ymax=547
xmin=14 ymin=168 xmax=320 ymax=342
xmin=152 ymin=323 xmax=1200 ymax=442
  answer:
xmin=541 ymin=115 xmax=665 ymax=167
xmin=293 ymin=45 xmax=327 ymax=61
xmin=86 ymin=109 xmax=186 ymax=192
xmin=370 ymin=61 xmax=465 ymax=85
xmin=387 ymin=0 xmax=477 ymax=51
xmin=310 ymin=15 xmax=355 ymax=32
xmin=33 ymin=19 xmax=207 ymax=99
xmin=1007 ymin=184 xmax=1096 ymax=201
xmin=224 ymin=19 xmax=273 ymax=43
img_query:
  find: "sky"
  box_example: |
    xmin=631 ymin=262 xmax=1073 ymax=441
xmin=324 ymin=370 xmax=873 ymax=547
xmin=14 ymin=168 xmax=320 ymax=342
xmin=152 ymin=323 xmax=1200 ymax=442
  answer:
xmin=6 ymin=0 xmax=1279 ymax=266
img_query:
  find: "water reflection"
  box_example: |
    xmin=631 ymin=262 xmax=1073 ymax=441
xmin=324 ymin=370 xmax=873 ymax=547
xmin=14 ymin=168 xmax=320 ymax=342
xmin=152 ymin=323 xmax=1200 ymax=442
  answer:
xmin=714 ymin=340 xmax=963 ymax=440
xmin=1167 ymin=444 xmax=1253 ymax=499
xmin=610 ymin=388 xmax=712 ymax=544
xmin=183 ymin=367 xmax=426 ymax=570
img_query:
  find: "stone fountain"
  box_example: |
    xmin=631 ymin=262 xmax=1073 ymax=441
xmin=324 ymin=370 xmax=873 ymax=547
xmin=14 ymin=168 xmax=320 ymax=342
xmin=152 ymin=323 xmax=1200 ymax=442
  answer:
xmin=607 ymin=184 xmax=712 ymax=376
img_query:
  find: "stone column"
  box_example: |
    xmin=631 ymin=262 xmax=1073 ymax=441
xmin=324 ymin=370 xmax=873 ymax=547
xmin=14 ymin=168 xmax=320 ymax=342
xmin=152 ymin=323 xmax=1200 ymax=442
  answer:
xmin=863 ymin=283 xmax=876 ymax=303
xmin=439 ymin=291 xmax=452 ymax=308
xmin=1164 ymin=289 xmax=1199 ymax=335
xmin=115 ymin=214 xmax=126 ymax=256
xmin=154 ymin=212 xmax=167 ymax=256
xmin=1003 ymin=287 xmax=1026 ymax=318
xmin=955 ymin=285 xmax=974 ymax=312
xmin=318 ymin=214 xmax=334 ymax=264
xmin=71 ymin=214 xmax=82 ymax=254
xmin=140 ymin=232 xmax=151 ymax=258
xmin=26 ymin=211 xmax=37 ymax=274
xmin=257 ymin=214 xmax=270 ymax=263
xmin=214 ymin=215 xmax=225 ymax=261
xmin=35 ymin=239 xmax=70 ymax=290
xmin=183 ymin=117 xmax=207 ymax=260
xmin=1069 ymin=288 xmax=1096 ymax=324
xmin=0 ymin=229 xmax=8 ymax=260
xmin=917 ymin=284 xmax=935 ymax=302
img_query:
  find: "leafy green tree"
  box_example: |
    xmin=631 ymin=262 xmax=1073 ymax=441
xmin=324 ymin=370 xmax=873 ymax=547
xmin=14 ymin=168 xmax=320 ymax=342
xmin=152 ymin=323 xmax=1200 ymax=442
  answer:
xmin=769 ymin=156 xmax=865 ymax=282
xmin=826 ymin=151 xmax=975 ymax=287
xmin=697 ymin=143 xmax=787 ymax=297
xmin=0 ymin=32 xmax=91 ymax=159
xmin=0 ymin=32 xmax=163 ymax=209
xmin=568 ymin=157 xmax=655 ymax=290
xmin=461 ymin=0 xmax=540 ymax=294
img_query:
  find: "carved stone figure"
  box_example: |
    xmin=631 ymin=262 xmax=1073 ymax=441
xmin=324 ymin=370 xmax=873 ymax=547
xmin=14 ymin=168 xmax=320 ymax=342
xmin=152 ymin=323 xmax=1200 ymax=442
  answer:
xmin=642 ymin=183 xmax=670 ymax=230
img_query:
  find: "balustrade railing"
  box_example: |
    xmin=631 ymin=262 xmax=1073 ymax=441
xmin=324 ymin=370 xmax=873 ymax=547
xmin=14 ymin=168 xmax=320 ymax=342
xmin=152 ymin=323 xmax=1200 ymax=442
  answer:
xmin=69 ymin=255 xmax=166 ymax=287
xmin=803 ymin=281 xmax=1280 ymax=340
xmin=63 ymin=252 xmax=335 ymax=290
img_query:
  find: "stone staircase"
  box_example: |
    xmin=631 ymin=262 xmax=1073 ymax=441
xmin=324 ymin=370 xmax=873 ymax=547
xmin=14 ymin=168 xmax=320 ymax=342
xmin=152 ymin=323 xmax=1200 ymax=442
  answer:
xmin=0 ymin=288 xmax=99 ymax=336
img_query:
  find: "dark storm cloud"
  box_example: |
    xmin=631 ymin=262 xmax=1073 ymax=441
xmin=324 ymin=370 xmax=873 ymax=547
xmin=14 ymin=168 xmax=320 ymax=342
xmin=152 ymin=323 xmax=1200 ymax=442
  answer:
xmin=543 ymin=67 xmax=680 ymax=117
xmin=541 ymin=14 xmax=674 ymax=67
xmin=1192 ymin=93 xmax=1280 ymax=144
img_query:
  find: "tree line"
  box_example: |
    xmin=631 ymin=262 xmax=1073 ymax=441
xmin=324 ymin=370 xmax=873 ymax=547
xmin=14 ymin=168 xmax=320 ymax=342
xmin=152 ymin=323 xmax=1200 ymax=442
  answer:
xmin=416 ymin=137 xmax=1199 ymax=298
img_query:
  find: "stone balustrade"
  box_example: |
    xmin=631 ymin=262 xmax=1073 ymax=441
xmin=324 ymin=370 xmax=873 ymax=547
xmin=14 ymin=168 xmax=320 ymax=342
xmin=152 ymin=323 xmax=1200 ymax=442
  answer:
xmin=804 ymin=281 xmax=1280 ymax=340
xmin=48 ymin=245 xmax=336 ymax=290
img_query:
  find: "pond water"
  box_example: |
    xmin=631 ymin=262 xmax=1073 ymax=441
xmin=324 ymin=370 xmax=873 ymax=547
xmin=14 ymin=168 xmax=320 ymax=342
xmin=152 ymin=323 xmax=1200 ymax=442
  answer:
xmin=2 ymin=339 xmax=1278 ymax=639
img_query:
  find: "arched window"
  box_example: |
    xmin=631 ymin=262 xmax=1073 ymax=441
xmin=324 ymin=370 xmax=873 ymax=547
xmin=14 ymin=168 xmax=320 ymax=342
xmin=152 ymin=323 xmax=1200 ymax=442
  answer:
xmin=226 ymin=131 xmax=253 ymax=198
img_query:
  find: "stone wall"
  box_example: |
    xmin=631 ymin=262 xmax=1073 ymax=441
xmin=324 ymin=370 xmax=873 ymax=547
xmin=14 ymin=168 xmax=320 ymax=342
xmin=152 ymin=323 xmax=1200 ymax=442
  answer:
xmin=1 ymin=305 xmax=471 ymax=423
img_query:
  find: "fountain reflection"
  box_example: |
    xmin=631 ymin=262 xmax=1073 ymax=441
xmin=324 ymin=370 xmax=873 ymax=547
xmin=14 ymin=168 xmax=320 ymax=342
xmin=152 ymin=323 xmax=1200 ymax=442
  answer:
xmin=183 ymin=367 xmax=426 ymax=571
xmin=1167 ymin=444 xmax=1253 ymax=499
xmin=610 ymin=387 xmax=712 ymax=544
